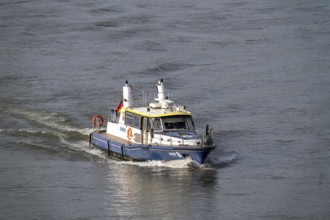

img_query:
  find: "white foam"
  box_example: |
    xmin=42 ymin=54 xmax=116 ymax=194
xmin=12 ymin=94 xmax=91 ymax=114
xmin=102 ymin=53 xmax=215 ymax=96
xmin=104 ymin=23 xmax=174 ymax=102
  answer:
xmin=58 ymin=137 xmax=109 ymax=160
xmin=0 ymin=128 xmax=66 ymax=139
xmin=113 ymin=157 xmax=198 ymax=169
xmin=10 ymin=108 xmax=94 ymax=135
xmin=12 ymin=109 xmax=79 ymax=132
xmin=78 ymin=128 xmax=94 ymax=135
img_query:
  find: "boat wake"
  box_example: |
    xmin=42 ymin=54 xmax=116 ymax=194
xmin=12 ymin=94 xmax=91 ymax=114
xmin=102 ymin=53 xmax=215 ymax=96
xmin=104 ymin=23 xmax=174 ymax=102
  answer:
xmin=2 ymin=107 xmax=232 ymax=169
xmin=9 ymin=108 xmax=92 ymax=135
xmin=205 ymin=150 xmax=239 ymax=168
xmin=0 ymin=128 xmax=63 ymax=138
xmin=114 ymin=157 xmax=197 ymax=169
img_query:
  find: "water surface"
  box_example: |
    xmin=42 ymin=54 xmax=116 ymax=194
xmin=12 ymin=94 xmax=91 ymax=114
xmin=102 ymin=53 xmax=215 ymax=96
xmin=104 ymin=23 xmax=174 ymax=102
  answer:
xmin=1 ymin=0 xmax=330 ymax=219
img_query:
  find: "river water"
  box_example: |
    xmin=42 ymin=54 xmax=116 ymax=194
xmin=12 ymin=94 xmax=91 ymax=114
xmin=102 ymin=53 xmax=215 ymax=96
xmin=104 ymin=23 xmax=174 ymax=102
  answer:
xmin=1 ymin=0 xmax=330 ymax=219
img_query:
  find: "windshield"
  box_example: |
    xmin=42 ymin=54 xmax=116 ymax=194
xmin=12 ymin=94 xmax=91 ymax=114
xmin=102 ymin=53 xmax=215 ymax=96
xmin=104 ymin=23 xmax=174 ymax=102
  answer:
xmin=162 ymin=116 xmax=195 ymax=130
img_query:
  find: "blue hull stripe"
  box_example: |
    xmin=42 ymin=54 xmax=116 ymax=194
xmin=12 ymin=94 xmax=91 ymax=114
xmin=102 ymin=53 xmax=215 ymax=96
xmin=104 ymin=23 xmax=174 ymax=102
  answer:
xmin=89 ymin=132 xmax=214 ymax=164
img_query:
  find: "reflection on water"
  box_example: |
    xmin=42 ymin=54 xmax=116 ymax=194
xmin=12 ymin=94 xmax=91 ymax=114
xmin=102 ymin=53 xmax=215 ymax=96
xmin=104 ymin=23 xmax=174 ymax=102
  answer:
xmin=106 ymin=163 xmax=218 ymax=219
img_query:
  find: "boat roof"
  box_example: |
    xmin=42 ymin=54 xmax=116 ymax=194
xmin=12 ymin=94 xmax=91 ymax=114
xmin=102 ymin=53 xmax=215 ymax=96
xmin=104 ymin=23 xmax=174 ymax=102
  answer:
xmin=119 ymin=79 xmax=193 ymax=118
xmin=123 ymin=107 xmax=192 ymax=118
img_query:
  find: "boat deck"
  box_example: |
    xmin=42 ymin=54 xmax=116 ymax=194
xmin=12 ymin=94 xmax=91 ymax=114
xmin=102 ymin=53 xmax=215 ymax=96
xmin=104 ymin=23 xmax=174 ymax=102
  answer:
xmin=98 ymin=130 xmax=131 ymax=145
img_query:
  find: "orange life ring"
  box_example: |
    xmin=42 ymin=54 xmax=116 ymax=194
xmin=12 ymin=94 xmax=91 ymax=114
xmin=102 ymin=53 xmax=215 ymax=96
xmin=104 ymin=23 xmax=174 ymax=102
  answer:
xmin=127 ymin=127 xmax=133 ymax=140
xmin=92 ymin=115 xmax=104 ymax=128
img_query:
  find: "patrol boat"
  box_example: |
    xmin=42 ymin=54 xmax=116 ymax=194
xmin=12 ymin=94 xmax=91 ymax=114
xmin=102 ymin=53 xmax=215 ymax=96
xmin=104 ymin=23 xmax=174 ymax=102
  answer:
xmin=89 ymin=79 xmax=215 ymax=165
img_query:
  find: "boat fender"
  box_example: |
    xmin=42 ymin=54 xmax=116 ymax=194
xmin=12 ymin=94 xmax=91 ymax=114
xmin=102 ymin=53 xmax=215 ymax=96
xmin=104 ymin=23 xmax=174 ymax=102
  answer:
xmin=127 ymin=127 xmax=133 ymax=140
xmin=92 ymin=115 xmax=104 ymax=128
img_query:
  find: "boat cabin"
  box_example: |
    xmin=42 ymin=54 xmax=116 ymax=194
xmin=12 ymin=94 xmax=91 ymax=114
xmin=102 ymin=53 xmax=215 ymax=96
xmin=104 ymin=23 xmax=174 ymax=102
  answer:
xmin=106 ymin=80 xmax=202 ymax=147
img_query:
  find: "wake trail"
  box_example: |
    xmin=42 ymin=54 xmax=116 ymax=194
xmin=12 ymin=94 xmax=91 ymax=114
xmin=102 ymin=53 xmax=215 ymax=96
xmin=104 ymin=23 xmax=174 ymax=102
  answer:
xmin=10 ymin=108 xmax=93 ymax=135
xmin=4 ymin=108 xmax=229 ymax=169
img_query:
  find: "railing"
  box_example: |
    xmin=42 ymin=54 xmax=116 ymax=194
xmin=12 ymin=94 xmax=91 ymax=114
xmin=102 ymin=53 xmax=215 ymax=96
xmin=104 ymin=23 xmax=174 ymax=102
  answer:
xmin=148 ymin=129 xmax=213 ymax=147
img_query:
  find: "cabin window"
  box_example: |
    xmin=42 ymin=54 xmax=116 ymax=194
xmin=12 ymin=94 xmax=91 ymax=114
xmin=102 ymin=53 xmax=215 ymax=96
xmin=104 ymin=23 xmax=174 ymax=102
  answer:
xmin=133 ymin=114 xmax=141 ymax=128
xmin=125 ymin=112 xmax=141 ymax=129
xmin=162 ymin=116 xmax=195 ymax=130
xmin=150 ymin=118 xmax=162 ymax=131
xmin=125 ymin=112 xmax=133 ymax=126
xmin=185 ymin=116 xmax=195 ymax=130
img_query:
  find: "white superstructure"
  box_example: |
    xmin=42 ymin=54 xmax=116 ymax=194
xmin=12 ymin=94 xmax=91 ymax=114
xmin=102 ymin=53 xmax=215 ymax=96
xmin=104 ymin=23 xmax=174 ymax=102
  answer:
xmin=106 ymin=79 xmax=213 ymax=147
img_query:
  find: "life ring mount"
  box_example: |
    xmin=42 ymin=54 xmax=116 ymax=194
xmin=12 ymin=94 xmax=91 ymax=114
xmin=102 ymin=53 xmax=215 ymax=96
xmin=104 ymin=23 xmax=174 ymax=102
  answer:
xmin=92 ymin=115 xmax=104 ymax=128
xmin=127 ymin=127 xmax=133 ymax=140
